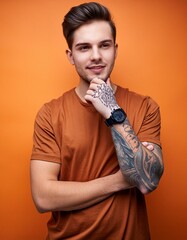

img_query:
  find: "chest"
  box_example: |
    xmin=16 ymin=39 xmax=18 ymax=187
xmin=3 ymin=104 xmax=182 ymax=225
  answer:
xmin=56 ymin=106 xmax=117 ymax=180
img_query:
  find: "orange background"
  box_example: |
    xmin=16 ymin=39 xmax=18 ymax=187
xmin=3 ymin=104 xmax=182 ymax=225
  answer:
xmin=1 ymin=0 xmax=187 ymax=239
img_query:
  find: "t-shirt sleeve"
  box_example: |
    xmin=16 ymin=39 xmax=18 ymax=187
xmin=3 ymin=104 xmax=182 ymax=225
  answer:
xmin=31 ymin=104 xmax=61 ymax=163
xmin=137 ymin=97 xmax=161 ymax=147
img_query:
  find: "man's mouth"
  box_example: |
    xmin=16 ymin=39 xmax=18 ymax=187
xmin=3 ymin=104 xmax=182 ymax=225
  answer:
xmin=87 ymin=65 xmax=105 ymax=74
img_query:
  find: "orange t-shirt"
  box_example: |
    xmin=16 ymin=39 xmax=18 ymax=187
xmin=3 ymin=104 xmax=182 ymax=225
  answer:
xmin=31 ymin=85 xmax=161 ymax=240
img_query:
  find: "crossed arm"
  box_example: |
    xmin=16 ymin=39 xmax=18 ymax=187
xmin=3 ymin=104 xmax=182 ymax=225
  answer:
xmin=30 ymin=161 xmax=132 ymax=213
xmin=85 ymin=78 xmax=164 ymax=194
xmin=111 ymin=120 xmax=164 ymax=194
xmin=30 ymin=138 xmax=159 ymax=213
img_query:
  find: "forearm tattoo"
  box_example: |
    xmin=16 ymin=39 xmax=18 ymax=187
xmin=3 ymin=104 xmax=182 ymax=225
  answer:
xmin=111 ymin=118 xmax=163 ymax=193
xmin=92 ymin=83 xmax=118 ymax=111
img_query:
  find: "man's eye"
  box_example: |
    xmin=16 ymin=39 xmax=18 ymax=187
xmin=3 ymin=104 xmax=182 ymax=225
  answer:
xmin=79 ymin=46 xmax=89 ymax=51
xmin=101 ymin=43 xmax=110 ymax=49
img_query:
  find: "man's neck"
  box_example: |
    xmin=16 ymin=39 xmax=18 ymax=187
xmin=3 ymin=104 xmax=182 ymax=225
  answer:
xmin=75 ymin=80 xmax=89 ymax=103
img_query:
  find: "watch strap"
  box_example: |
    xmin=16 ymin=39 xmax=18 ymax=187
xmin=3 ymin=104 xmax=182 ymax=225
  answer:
xmin=105 ymin=117 xmax=114 ymax=127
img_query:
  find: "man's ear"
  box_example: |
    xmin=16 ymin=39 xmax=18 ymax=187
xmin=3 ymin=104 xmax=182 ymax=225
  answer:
xmin=66 ymin=49 xmax=74 ymax=65
xmin=115 ymin=43 xmax=118 ymax=59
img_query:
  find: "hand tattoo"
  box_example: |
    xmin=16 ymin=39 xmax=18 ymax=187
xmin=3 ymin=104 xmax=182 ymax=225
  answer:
xmin=92 ymin=83 xmax=118 ymax=111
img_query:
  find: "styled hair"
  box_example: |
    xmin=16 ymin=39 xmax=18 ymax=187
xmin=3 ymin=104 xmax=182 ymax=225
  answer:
xmin=62 ymin=2 xmax=116 ymax=49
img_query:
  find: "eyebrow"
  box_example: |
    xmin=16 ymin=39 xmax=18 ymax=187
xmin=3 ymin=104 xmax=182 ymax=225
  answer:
xmin=75 ymin=39 xmax=113 ymax=48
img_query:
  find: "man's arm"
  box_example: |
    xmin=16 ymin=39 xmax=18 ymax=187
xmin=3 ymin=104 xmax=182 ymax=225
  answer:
xmin=85 ymin=78 xmax=164 ymax=194
xmin=111 ymin=120 xmax=164 ymax=194
xmin=30 ymin=160 xmax=133 ymax=213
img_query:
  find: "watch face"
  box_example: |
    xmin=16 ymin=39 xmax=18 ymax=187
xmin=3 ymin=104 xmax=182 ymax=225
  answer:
xmin=113 ymin=109 xmax=126 ymax=123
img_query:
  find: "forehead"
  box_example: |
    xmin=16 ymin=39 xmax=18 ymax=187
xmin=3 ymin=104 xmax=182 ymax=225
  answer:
xmin=72 ymin=20 xmax=113 ymax=46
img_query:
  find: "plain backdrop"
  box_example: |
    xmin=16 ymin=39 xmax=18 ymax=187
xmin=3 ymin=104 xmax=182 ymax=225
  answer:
xmin=1 ymin=0 xmax=187 ymax=239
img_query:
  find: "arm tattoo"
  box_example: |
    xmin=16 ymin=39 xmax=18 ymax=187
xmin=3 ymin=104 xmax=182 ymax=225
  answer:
xmin=92 ymin=83 xmax=118 ymax=111
xmin=111 ymin=118 xmax=164 ymax=193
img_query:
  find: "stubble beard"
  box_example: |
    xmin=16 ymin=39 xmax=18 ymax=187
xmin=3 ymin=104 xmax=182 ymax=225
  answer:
xmin=77 ymin=61 xmax=115 ymax=84
xmin=78 ymin=73 xmax=108 ymax=84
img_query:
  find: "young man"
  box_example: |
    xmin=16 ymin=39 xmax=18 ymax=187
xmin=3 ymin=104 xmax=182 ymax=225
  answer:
xmin=30 ymin=2 xmax=164 ymax=239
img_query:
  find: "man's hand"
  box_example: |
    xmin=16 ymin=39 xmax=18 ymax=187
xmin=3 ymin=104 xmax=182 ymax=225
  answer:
xmin=113 ymin=169 xmax=135 ymax=190
xmin=84 ymin=78 xmax=119 ymax=119
xmin=142 ymin=142 xmax=154 ymax=151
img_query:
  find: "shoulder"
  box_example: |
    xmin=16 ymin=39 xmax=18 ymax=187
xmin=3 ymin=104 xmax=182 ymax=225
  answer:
xmin=116 ymin=85 xmax=159 ymax=112
xmin=37 ymin=88 xmax=75 ymax=116
xmin=34 ymin=88 xmax=75 ymax=126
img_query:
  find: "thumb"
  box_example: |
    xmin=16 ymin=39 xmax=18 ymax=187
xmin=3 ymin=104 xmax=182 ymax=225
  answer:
xmin=106 ymin=78 xmax=115 ymax=93
xmin=106 ymin=78 xmax=117 ymax=95
xmin=106 ymin=78 xmax=112 ymax=89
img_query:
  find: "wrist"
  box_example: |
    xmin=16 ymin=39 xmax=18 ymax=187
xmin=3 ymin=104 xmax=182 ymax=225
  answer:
xmin=105 ymin=107 xmax=126 ymax=127
xmin=104 ymin=105 xmax=120 ymax=119
xmin=106 ymin=171 xmax=131 ymax=193
xmin=101 ymin=174 xmax=119 ymax=195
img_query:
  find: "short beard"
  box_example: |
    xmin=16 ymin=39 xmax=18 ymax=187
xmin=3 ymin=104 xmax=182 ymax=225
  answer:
xmin=82 ymin=75 xmax=109 ymax=83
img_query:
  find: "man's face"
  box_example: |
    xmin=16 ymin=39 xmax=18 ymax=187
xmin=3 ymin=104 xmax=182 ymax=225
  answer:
xmin=67 ymin=20 xmax=118 ymax=83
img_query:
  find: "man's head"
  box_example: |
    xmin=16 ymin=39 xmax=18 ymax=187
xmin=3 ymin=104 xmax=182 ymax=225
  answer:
xmin=62 ymin=2 xmax=116 ymax=50
xmin=62 ymin=2 xmax=118 ymax=83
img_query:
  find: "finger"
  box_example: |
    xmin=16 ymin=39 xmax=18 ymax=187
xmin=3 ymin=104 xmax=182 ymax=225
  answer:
xmin=142 ymin=142 xmax=148 ymax=147
xmin=142 ymin=142 xmax=154 ymax=151
xmin=86 ymin=89 xmax=95 ymax=96
xmin=84 ymin=94 xmax=93 ymax=102
xmin=89 ymin=83 xmax=99 ymax=91
xmin=147 ymin=145 xmax=154 ymax=151
xmin=106 ymin=78 xmax=114 ymax=92
xmin=91 ymin=77 xmax=104 ymax=84
xmin=106 ymin=77 xmax=111 ymax=87
xmin=89 ymin=78 xmax=103 ymax=91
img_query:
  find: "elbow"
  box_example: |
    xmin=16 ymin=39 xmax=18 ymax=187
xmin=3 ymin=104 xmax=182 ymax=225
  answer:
xmin=139 ymin=177 xmax=163 ymax=195
xmin=138 ymin=185 xmax=152 ymax=195
xmin=138 ymin=184 xmax=157 ymax=195
xmin=141 ymin=166 xmax=164 ymax=195
xmin=140 ymin=185 xmax=157 ymax=195
xmin=32 ymin=193 xmax=51 ymax=213
xmin=35 ymin=201 xmax=49 ymax=214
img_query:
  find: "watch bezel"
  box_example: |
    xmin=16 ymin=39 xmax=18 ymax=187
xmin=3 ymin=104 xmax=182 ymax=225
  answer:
xmin=105 ymin=108 xmax=126 ymax=127
xmin=112 ymin=108 xmax=126 ymax=123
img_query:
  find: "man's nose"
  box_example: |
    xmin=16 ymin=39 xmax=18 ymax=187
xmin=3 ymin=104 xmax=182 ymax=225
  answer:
xmin=90 ymin=47 xmax=101 ymax=61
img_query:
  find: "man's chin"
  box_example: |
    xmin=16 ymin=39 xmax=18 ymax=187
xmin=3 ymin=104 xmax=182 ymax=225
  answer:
xmin=81 ymin=74 xmax=109 ymax=83
xmin=91 ymin=75 xmax=108 ymax=82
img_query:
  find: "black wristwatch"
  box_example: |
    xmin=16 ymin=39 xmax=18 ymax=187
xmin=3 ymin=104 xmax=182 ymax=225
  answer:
xmin=105 ymin=108 xmax=126 ymax=127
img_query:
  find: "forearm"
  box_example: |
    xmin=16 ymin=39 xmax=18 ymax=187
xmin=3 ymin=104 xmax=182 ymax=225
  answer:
xmin=36 ymin=177 xmax=113 ymax=212
xmin=31 ymin=170 xmax=131 ymax=213
xmin=111 ymin=118 xmax=164 ymax=194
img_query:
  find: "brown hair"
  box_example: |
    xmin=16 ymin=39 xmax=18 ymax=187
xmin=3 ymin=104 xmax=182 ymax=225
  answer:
xmin=62 ymin=2 xmax=116 ymax=49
